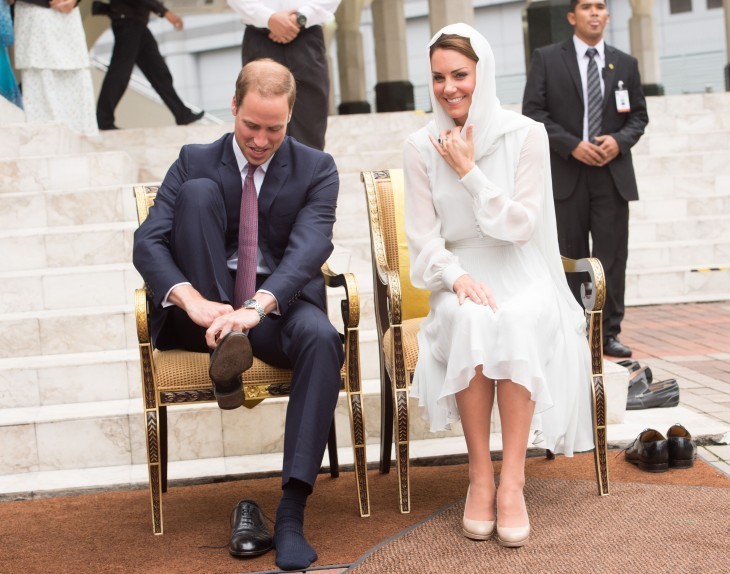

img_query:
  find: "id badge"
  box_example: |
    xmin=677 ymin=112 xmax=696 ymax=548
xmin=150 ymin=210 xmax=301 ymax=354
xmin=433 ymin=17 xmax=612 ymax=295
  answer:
xmin=615 ymin=80 xmax=630 ymax=113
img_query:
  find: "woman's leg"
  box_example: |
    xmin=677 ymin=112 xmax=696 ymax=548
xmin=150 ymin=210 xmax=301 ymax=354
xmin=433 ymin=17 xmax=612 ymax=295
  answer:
xmin=455 ymin=366 xmax=496 ymax=521
xmin=495 ymin=379 xmax=535 ymax=528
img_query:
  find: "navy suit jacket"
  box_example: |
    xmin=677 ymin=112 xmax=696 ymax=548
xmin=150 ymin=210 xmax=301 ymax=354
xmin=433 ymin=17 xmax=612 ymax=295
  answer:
xmin=133 ymin=133 xmax=339 ymax=337
xmin=522 ymin=39 xmax=649 ymax=201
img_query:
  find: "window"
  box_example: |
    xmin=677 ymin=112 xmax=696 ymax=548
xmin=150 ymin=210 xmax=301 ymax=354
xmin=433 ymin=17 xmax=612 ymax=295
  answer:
xmin=707 ymin=0 xmax=722 ymax=8
xmin=669 ymin=0 xmax=692 ymax=13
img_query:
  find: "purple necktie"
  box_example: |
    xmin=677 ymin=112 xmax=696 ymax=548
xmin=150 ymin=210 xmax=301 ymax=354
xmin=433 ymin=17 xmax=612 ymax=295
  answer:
xmin=233 ymin=163 xmax=258 ymax=308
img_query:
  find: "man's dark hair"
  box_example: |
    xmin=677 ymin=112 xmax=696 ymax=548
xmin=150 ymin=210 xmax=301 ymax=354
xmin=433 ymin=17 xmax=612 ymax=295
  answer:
xmin=569 ymin=0 xmax=608 ymax=12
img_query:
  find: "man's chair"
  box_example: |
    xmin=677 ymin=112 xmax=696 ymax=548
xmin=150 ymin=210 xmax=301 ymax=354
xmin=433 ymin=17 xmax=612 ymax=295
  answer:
xmin=133 ymin=185 xmax=370 ymax=534
xmin=361 ymin=169 xmax=609 ymax=514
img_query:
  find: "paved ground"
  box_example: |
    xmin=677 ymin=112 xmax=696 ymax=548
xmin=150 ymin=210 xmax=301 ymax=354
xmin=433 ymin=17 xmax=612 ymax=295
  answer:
xmin=614 ymin=300 xmax=730 ymax=476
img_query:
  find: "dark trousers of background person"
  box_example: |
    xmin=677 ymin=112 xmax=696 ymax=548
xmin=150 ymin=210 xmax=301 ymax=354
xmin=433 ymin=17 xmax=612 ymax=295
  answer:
xmin=97 ymin=18 xmax=193 ymax=129
xmin=151 ymin=179 xmax=343 ymax=488
xmin=241 ymin=25 xmax=329 ymax=151
xmin=554 ymin=164 xmax=629 ymax=341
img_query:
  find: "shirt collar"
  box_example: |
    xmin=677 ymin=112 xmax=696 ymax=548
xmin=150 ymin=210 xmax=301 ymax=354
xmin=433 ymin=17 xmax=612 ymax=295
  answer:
xmin=573 ymin=35 xmax=605 ymax=61
xmin=231 ymin=136 xmax=274 ymax=176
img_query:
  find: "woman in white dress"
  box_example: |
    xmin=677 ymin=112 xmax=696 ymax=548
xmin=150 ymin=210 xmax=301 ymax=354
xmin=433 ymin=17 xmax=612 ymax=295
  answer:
xmin=13 ymin=0 xmax=98 ymax=136
xmin=405 ymin=23 xmax=594 ymax=547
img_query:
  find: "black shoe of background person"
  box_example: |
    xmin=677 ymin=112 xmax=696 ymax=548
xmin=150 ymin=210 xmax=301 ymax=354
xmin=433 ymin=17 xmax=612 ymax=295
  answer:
xmin=667 ymin=424 xmax=696 ymax=469
xmin=627 ymin=379 xmax=680 ymax=410
xmin=208 ymin=331 xmax=253 ymax=410
xmin=99 ymin=124 xmax=119 ymax=131
xmin=625 ymin=429 xmax=669 ymax=472
xmin=604 ymin=336 xmax=632 ymax=357
xmin=228 ymin=500 xmax=273 ymax=557
xmin=178 ymin=110 xmax=205 ymax=125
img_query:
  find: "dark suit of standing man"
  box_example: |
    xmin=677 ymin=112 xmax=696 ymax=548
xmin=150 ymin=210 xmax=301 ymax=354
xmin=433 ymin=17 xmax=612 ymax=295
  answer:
xmin=96 ymin=0 xmax=204 ymax=130
xmin=226 ymin=0 xmax=341 ymax=150
xmin=133 ymin=59 xmax=342 ymax=571
xmin=522 ymin=0 xmax=648 ymax=358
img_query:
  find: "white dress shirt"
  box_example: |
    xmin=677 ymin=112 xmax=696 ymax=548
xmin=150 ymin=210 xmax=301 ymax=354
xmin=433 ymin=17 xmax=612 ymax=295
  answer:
xmin=226 ymin=0 xmax=340 ymax=28
xmin=573 ymin=35 xmax=606 ymax=142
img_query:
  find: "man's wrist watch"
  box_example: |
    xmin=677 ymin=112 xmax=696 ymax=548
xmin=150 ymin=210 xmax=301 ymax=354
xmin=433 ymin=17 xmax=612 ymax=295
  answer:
xmin=242 ymin=299 xmax=266 ymax=325
xmin=295 ymin=11 xmax=307 ymax=28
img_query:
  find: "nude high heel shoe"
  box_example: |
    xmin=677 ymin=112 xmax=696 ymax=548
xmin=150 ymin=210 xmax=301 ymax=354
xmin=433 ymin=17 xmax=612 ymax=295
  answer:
xmin=496 ymin=496 xmax=530 ymax=547
xmin=462 ymin=486 xmax=495 ymax=540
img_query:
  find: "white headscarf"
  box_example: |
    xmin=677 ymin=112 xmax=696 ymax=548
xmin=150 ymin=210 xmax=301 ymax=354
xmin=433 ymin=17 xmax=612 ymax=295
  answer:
xmin=427 ymin=23 xmax=532 ymax=159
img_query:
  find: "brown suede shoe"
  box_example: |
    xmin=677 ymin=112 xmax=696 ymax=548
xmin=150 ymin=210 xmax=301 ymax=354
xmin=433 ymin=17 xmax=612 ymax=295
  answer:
xmin=208 ymin=331 xmax=253 ymax=410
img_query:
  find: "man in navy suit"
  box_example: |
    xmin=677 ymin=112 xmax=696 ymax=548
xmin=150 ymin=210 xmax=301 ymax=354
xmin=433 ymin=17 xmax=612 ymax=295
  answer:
xmin=133 ymin=59 xmax=341 ymax=570
xmin=522 ymin=0 xmax=648 ymax=358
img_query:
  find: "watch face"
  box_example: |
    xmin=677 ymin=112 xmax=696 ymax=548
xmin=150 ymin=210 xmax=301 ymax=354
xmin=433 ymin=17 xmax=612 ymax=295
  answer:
xmin=296 ymin=12 xmax=307 ymax=27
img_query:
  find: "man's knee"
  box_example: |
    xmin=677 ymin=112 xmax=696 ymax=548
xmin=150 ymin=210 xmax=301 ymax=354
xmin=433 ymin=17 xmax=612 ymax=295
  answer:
xmin=176 ymin=178 xmax=224 ymax=216
xmin=288 ymin=309 xmax=344 ymax=365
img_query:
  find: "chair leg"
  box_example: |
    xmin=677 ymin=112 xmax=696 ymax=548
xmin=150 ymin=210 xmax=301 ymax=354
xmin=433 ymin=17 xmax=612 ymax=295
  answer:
xmin=343 ymin=337 xmax=370 ymax=518
xmin=144 ymin=407 xmax=164 ymax=535
xmin=380 ymin=364 xmax=394 ymax=474
xmin=327 ymin=417 xmax=339 ymax=478
xmin=587 ymin=310 xmax=610 ymax=495
xmin=159 ymin=406 xmax=168 ymax=493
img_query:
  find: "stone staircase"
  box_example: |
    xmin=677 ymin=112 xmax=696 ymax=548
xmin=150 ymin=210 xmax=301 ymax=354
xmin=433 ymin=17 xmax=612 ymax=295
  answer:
xmin=1 ymin=93 xmax=729 ymax=500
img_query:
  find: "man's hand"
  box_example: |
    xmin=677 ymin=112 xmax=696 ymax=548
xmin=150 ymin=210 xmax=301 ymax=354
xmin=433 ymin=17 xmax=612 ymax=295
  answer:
xmin=593 ymin=135 xmax=619 ymax=166
xmin=50 ymin=0 xmax=76 ymax=13
xmin=165 ymin=10 xmax=183 ymax=30
xmin=168 ymin=284 xmax=232 ymax=328
xmin=453 ymin=274 xmax=498 ymax=311
xmin=570 ymin=140 xmax=607 ymax=167
xmin=268 ymin=9 xmax=300 ymax=44
xmin=205 ymin=308 xmax=260 ymax=348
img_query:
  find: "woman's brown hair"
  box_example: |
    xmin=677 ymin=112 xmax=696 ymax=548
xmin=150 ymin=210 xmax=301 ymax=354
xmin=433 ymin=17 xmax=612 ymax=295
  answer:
xmin=429 ymin=34 xmax=479 ymax=63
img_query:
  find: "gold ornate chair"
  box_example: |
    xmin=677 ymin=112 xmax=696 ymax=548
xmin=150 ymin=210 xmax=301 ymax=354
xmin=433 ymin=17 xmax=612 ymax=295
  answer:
xmin=361 ymin=169 xmax=609 ymax=514
xmin=133 ymin=185 xmax=370 ymax=534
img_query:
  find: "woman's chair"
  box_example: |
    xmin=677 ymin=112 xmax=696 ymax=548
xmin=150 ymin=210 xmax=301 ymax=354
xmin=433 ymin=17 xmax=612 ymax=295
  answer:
xmin=361 ymin=169 xmax=609 ymax=514
xmin=133 ymin=185 xmax=370 ymax=534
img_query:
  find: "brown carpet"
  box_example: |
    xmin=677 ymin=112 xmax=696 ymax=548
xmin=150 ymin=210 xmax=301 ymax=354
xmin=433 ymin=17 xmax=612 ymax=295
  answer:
xmin=349 ymin=478 xmax=730 ymax=574
xmin=0 ymin=453 xmax=727 ymax=574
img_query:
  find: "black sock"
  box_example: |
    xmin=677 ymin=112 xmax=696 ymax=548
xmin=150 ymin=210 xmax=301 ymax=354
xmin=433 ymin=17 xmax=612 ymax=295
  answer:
xmin=274 ymin=479 xmax=317 ymax=571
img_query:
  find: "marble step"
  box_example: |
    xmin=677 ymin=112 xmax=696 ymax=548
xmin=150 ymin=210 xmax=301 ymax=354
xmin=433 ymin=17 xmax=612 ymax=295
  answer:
xmin=0 ymin=152 xmax=138 ymax=193
xmin=625 ymin=265 xmax=730 ymax=306
xmin=627 ymin=238 xmax=730 ymax=269
xmin=0 ymin=97 xmax=25 ymax=125
xmin=634 ymin=129 xmax=730 ymax=156
xmin=0 ymin=305 xmax=136 ymax=361
xmin=0 ymin=349 xmax=139 ymax=409
xmin=629 ymin=215 xmax=730 ymax=243
xmin=630 ymin=193 xmax=730 ymax=220
xmin=0 ymin=122 xmax=97 ymax=159
xmin=636 ymin=173 xmax=730 ymax=199
xmin=0 ymin=263 xmax=140 ymax=314
xmin=0 ymin=185 xmax=138 ymax=231
xmin=0 ymin=222 xmax=136 ymax=273
xmin=633 ymin=149 xmax=730 ymax=177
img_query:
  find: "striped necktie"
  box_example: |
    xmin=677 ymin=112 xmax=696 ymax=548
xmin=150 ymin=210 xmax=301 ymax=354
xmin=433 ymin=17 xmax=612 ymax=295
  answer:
xmin=233 ymin=163 xmax=258 ymax=308
xmin=586 ymin=47 xmax=602 ymax=143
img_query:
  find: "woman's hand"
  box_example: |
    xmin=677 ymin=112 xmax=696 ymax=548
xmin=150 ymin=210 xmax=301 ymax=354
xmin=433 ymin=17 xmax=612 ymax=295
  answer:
xmin=429 ymin=124 xmax=476 ymax=179
xmin=453 ymin=274 xmax=498 ymax=311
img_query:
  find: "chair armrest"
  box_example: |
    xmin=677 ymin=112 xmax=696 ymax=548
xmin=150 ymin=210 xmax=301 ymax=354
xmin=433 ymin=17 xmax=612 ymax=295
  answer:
xmin=135 ymin=287 xmax=151 ymax=345
xmin=322 ymin=262 xmax=360 ymax=330
xmin=561 ymin=256 xmax=606 ymax=312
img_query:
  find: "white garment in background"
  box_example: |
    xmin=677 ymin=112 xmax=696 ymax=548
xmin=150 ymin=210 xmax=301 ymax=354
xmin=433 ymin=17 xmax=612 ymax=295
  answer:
xmin=405 ymin=23 xmax=594 ymax=456
xmin=14 ymin=3 xmax=97 ymax=136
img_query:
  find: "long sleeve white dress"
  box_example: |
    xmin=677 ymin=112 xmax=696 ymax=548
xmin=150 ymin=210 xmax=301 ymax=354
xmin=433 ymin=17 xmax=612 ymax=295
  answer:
xmin=405 ymin=23 xmax=594 ymax=456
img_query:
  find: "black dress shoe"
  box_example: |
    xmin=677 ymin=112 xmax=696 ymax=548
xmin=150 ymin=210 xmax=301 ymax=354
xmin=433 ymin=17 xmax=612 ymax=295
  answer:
xmin=178 ymin=110 xmax=205 ymax=125
xmin=625 ymin=428 xmax=669 ymax=472
xmin=667 ymin=423 xmax=696 ymax=469
xmin=604 ymin=336 xmax=632 ymax=358
xmin=229 ymin=500 xmax=273 ymax=557
xmin=627 ymin=378 xmax=680 ymax=410
xmin=208 ymin=331 xmax=253 ymax=410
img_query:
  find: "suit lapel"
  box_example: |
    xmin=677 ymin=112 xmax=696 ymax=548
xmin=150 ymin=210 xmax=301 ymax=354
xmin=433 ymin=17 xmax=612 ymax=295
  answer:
xmin=219 ymin=133 xmax=243 ymax=207
xmin=561 ymin=39 xmax=583 ymax=106
xmin=603 ymin=45 xmax=618 ymax=112
xmin=258 ymin=137 xmax=291 ymax=216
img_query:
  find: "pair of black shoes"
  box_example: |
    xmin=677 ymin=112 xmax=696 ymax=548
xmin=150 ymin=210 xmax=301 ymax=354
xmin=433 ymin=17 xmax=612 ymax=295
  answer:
xmin=625 ymin=424 xmax=697 ymax=472
xmin=228 ymin=500 xmax=273 ymax=557
xmin=177 ymin=110 xmax=205 ymax=125
xmin=208 ymin=331 xmax=254 ymax=410
xmin=621 ymin=360 xmax=680 ymax=410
